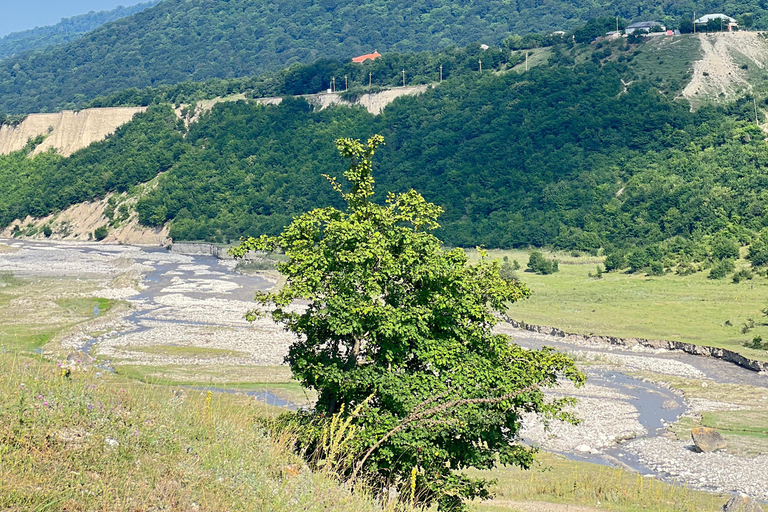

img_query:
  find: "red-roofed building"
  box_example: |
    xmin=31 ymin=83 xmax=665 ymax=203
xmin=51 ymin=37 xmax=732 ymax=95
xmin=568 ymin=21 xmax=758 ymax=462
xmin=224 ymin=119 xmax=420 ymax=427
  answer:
xmin=352 ymin=51 xmax=381 ymax=63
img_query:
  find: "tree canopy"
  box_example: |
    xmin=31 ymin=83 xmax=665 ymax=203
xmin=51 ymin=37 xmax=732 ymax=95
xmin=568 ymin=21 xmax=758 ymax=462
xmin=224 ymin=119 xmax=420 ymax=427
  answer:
xmin=230 ymin=135 xmax=584 ymax=510
xmin=2 ymin=0 xmax=768 ymax=114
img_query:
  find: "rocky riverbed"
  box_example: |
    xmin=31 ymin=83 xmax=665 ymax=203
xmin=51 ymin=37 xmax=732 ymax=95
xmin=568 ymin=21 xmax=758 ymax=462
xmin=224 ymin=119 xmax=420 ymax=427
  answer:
xmin=500 ymin=323 xmax=768 ymax=501
xmin=1 ymin=239 xmax=767 ymax=501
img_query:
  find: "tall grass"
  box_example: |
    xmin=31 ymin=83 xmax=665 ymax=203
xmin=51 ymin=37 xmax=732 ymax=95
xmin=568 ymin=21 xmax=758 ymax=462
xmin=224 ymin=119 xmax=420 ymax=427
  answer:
xmin=0 ymin=353 xmax=395 ymax=511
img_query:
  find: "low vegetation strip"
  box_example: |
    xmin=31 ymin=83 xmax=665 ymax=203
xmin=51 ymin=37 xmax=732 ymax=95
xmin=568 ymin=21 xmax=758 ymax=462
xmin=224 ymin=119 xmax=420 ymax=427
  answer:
xmin=503 ymin=317 xmax=768 ymax=372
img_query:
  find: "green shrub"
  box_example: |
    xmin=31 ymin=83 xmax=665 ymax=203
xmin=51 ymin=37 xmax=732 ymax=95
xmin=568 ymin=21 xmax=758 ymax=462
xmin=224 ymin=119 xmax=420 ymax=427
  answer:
xmin=743 ymin=336 xmax=766 ymax=350
xmin=527 ymin=251 xmax=559 ymax=275
xmin=648 ymin=261 xmax=664 ymax=276
xmin=603 ymin=251 xmax=626 ymax=272
xmin=732 ymin=269 xmax=753 ymax=283
xmin=42 ymin=225 xmax=52 ymax=237
xmin=93 ymin=225 xmax=109 ymax=241
xmin=708 ymin=259 xmax=735 ymax=279
xmin=711 ymin=237 xmax=740 ymax=260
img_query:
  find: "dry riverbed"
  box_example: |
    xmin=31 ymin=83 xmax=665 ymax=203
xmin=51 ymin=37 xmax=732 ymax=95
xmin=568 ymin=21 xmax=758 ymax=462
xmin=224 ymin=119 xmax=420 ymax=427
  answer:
xmin=501 ymin=324 xmax=768 ymax=501
xmin=1 ymin=239 xmax=767 ymax=502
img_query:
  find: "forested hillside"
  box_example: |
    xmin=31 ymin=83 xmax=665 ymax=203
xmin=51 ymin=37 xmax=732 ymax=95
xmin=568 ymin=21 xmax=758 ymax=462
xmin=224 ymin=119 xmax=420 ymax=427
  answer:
xmin=0 ymin=0 xmax=765 ymax=114
xmin=4 ymin=52 xmax=767 ymax=272
xmin=0 ymin=1 xmax=158 ymax=60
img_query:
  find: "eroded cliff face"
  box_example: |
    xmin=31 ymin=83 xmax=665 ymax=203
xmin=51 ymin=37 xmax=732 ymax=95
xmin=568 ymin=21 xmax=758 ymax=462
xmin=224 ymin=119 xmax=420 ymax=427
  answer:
xmin=1 ymin=192 xmax=169 ymax=246
xmin=0 ymin=107 xmax=146 ymax=157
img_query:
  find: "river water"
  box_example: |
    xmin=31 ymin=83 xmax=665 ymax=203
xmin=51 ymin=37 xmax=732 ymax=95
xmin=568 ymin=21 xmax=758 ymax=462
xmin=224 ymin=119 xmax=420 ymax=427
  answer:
xmin=1 ymin=239 xmax=766 ymax=497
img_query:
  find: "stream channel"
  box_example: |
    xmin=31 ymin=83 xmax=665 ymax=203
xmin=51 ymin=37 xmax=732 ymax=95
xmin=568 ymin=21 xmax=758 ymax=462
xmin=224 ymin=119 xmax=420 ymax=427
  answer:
xmin=2 ymin=239 xmax=767 ymax=496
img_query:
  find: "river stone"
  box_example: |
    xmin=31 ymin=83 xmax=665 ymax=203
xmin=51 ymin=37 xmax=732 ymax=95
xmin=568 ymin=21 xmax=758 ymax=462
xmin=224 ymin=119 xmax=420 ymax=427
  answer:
xmin=722 ymin=494 xmax=763 ymax=512
xmin=691 ymin=427 xmax=727 ymax=453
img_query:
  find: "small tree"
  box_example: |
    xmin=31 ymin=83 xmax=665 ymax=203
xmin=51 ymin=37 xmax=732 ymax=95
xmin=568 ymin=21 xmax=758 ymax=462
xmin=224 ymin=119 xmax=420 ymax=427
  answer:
xmin=231 ymin=136 xmax=584 ymax=510
xmin=527 ymin=250 xmax=559 ymax=275
xmin=748 ymin=230 xmax=768 ymax=267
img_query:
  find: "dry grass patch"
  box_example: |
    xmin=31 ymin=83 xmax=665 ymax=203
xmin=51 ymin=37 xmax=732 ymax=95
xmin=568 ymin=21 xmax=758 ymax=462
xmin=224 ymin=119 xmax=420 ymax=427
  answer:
xmin=0 ymin=274 xmax=118 ymax=352
xmin=113 ymin=363 xmax=316 ymax=406
xmin=0 ymin=353 xmax=393 ymax=512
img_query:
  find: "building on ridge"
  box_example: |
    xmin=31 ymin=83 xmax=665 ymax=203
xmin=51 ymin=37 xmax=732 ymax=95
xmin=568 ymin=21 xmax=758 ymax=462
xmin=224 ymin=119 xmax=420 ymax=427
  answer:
xmin=694 ymin=14 xmax=739 ymax=31
xmin=352 ymin=51 xmax=382 ymax=63
xmin=625 ymin=21 xmax=666 ymax=34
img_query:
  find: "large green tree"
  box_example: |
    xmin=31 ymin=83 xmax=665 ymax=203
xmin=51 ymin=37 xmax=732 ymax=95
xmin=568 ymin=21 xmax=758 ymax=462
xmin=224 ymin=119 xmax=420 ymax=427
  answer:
xmin=231 ymin=135 xmax=584 ymax=510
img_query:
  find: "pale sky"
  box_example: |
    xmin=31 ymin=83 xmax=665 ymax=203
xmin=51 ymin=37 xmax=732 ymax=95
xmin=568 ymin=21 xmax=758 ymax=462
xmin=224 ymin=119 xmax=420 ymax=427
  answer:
xmin=0 ymin=1 xmax=146 ymax=37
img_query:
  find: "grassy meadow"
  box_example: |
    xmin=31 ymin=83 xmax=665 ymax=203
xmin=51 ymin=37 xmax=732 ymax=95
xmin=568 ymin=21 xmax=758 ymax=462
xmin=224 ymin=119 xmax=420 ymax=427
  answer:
xmin=469 ymin=249 xmax=768 ymax=362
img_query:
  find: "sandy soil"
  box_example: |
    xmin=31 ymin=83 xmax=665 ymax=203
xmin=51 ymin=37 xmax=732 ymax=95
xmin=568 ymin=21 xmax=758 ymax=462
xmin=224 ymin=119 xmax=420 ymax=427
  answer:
xmin=0 ymin=107 xmax=146 ymax=157
xmin=0 ymin=192 xmax=170 ymax=246
xmin=682 ymin=32 xmax=768 ymax=102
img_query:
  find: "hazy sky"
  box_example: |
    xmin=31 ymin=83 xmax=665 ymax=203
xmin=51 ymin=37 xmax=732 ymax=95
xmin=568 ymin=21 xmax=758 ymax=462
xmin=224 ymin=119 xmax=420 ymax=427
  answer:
xmin=0 ymin=1 xmax=145 ymax=37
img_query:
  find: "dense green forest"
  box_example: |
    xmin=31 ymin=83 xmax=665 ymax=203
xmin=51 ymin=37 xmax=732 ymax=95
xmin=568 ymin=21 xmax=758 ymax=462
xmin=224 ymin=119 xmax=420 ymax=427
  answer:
xmin=0 ymin=0 xmax=766 ymax=114
xmin=0 ymin=1 xmax=158 ymax=60
xmin=5 ymin=47 xmax=768 ymax=279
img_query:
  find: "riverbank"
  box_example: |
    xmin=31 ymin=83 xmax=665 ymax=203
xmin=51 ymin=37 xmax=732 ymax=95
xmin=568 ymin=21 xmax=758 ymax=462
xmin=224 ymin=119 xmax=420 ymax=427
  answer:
xmin=499 ymin=323 xmax=768 ymax=501
xmin=2 ymin=239 xmax=766 ymax=508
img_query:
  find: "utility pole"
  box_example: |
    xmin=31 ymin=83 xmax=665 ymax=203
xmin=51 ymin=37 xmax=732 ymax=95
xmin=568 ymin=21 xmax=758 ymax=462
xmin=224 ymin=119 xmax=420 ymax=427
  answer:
xmin=439 ymin=64 xmax=443 ymax=82
xmin=755 ymin=97 xmax=760 ymax=126
xmin=693 ymin=11 xmax=696 ymax=34
xmin=616 ymin=15 xmax=619 ymax=33
xmin=525 ymin=51 xmax=529 ymax=71
xmin=331 ymin=77 xmax=336 ymax=92
xmin=344 ymin=75 xmax=348 ymax=91
xmin=369 ymin=72 xmax=372 ymax=87
xmin=478 ymin=59 xmax=482 ymax=73
xmin=402 ymin=69 xmax=405 ymax=87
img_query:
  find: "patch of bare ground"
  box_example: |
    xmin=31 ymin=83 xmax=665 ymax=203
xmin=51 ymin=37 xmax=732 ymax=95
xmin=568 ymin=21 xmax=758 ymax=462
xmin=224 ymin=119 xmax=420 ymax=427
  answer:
xmin=479 ymin=501 xmax=602 ymax=512
xmin=0 ymin=107 xmax=146 ymax=157
xmin=682 ymin=32 xmax=768 ymax=105
xmin=1 ymin=187 xmax=169 ymax=246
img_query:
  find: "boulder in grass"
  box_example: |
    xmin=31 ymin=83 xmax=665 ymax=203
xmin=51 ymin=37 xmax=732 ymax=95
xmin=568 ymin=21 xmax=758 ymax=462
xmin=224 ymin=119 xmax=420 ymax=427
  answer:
xmin=722 ymin=494 xmax=763 ymax=512
xmin=691 ymin=427 xmax=727 ymax=453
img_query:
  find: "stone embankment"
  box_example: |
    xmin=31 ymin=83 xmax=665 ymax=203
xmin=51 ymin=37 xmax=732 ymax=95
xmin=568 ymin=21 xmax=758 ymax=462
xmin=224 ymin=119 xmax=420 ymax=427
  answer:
xmin=503 ymin=317 xmax=768 ymax=373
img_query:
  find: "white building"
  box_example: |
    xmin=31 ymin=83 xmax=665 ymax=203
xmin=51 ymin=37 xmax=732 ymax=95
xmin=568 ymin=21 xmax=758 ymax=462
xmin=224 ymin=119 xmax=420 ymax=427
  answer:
xmin=694 ymin=14 xmax=738 ymax=31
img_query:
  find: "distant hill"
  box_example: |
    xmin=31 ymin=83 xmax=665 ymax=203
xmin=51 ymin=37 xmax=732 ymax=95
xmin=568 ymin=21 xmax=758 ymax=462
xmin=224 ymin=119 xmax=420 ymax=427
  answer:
xmin=0 ymin=1 xmax=159 ymax=60
xmin=0 ymin=0 xmax=764 ymax=115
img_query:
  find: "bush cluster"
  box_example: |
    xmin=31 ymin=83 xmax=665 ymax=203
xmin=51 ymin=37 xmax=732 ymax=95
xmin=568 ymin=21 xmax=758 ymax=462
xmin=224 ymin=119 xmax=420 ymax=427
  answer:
xmin=527 ymin=251 xmax=559 ymax=275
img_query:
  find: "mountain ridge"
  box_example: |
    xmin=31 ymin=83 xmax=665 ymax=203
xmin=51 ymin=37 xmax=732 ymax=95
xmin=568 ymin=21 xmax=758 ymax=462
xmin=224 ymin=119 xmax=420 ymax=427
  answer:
xmin=1 ymin=0 xmax=766 ymax=115
xmin=0 ymin=1 xmax=159 ymax=60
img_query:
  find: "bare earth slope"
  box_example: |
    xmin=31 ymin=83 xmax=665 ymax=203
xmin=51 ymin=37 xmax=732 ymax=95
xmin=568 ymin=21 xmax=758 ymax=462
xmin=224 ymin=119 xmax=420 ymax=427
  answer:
xmin=0 ymin=107 xmax=147 ymax=157
xmin=682 ymin=32 xmax=768 ymax=106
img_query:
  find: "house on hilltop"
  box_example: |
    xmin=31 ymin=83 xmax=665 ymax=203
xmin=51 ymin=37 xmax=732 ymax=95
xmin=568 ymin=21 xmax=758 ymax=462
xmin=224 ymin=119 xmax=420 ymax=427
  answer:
xmin=694 ymin=14 xmax=738 ymax=31
xmin=625 ymin=21 xmax=665 ymax=34
xmin=352 ymin=51 xmax=382 ymax=63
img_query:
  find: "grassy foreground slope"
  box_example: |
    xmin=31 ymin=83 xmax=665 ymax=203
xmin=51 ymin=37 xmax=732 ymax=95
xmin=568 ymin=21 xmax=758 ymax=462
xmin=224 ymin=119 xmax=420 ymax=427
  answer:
xmin=0 ymin=352 xmax=389 ymax=511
